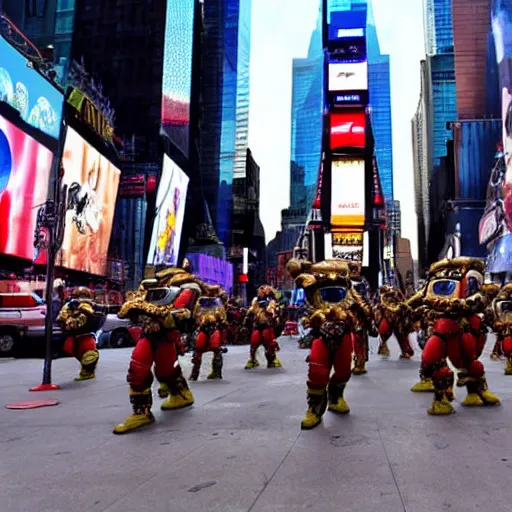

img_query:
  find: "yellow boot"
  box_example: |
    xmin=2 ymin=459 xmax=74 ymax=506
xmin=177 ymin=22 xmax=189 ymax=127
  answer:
xmin=301 ymin=388 xmax=328 ymax=430
xmin=207 ymin=352 xmax=223 ymax=379
xmin=505 ymin=358 xmax=512 ymax=376
xmin=157 ymin=383 xmax=169 ymax=398
xmin=411 ymin=377 xmax=435 ymax=392
xmin=428 ymin=397 xmax=455 ymax=415
xmin=327 ymin=380 xmax=350 ymax=415
xmin=478 ymin=378 xmax=501 ymax=406
xmin=75 ymin=349 xmax=99 ymax=381
xmin=244 ymin=358 xmax=259 ymax=369
xmin=113 ymin=388 xmax=155 ymax=435
xmin=461 ymin=380 xmax=484 ymax=407
xmin=268 ymin=357 xmax=282 ymax=368
xmin=378 ymin=342 xmax=390 ymax=358
xmin=161 ymin=376 xmax=195 ymax=410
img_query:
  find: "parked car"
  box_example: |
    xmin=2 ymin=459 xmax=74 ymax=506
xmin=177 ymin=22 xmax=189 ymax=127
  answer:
xmin=95 ymin=314 xmax=140 ymax=349
xmin=0 ymin=292 xmax=63 ymax=357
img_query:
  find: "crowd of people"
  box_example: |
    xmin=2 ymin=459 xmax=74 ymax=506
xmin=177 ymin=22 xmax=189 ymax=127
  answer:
xmin=52 ymin=254 xmax=511 ymax=434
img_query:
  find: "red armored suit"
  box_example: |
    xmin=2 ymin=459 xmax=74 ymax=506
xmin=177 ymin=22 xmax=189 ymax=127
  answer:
xmin=350 ymin=268 xmax=376 ymax=375
xmin=244 ymin=285 xmax=282 ymax=369
xmin=488 ymin=283 xmax=512 ymax=375
xmin=419 ymin=257 xmax=500 ymax=415
xmin=113 ymin=269 xmax=201 ymax=434
xmin=190 ymin=287 xmax=229 ymax=380
xmin=56 ymin=287 xmax=105 ymax=381
xmin=287 ymin=259 xmax=373 ymax=430
xmin=374 ymin=286 xmax=415 ymax=359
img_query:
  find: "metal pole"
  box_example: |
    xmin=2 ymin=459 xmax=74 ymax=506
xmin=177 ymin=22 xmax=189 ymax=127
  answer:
xmin=42 ymin=218 xmax=56 ymax=385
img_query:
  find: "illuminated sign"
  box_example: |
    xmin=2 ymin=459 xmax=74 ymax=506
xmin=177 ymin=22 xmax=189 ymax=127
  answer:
xmin=337 ymin=28 xmax=365 ymax=38
xmin=330 ymin=110 xmax=366 ymax=150
xmin=329 ymin=62 xmax=368 ymax=92
xmin=331 ymin=158 xmax=365 ymax=227
xmin=0 ymin=36 xmax=63 ymax=139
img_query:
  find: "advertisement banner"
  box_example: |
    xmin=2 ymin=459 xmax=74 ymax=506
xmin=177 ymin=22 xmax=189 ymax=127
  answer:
xmin=147 ymin=154 xmax=189 ymax=267
xmin=0 ymin=36 xmax=63 ymax=139
xmin=161 ymin=0 xmax=195 ymax=157
xmin=328 ymin=6 xmax=367 ymax=41
xmin=331 ymin=159 xmax=365 ymax=227
xmin=330 ymin=111 xmax=366 ymax=150
xmin=58 ymin=127 xmax=121 ymax=276
xmin=0 ymin=115 xmax=52 ymax=260
xmin=328 ymin=91 xmax=368 ymax=108
xmin=332 ymin=245 xmax=363 ymax=262
xmin=328 ymin=62 xmax=368 ymax=92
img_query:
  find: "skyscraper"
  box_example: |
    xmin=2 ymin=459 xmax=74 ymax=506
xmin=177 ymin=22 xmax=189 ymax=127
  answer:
xmin=289 ymin=11 xmax=323 ymax=217
xmin=424 ymin=0 xmax=454 ymax=54
xmin=366 ymin=4 xmax=393 ymax=201
xmin=452 ymin=0 xmax=492 ymax=119
xmin=199 ymin=0 xmax=252 ymax=246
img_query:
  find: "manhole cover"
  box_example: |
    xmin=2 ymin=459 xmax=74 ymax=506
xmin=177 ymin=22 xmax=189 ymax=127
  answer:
xmin=5 ymin=400 xmax=59 ymax=410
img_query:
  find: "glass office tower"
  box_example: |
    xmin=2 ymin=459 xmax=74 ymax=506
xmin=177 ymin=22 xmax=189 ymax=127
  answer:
xmin=289 ymin=12 xmax=323 ymax=217
xmin=200 ymin=0 xmax=252 ymax=245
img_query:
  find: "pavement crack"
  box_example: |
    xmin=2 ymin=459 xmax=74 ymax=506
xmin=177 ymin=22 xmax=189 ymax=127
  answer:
xmin=377 ymin=423 xmax=407 ymax=512
xmin=246 ymin=430 xmax=302 ymax=512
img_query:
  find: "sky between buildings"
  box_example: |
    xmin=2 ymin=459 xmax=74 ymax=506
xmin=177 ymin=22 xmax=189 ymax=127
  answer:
xmin=249 ymin=0 xmax=425 ymax=261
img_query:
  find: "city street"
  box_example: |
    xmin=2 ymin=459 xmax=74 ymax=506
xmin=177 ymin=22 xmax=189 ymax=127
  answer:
xmin=1 ymin=335 xmax=512 ymax=512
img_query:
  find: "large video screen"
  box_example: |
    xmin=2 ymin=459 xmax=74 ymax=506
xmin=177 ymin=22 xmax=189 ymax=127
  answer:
xmin=0 ymin=36 xmax=63 ymax=139
xmin=147 ymin=154 xmax=189 ymax=267
xmin=492 ymin=0 xmax=512 ymax=64
xmin=328 ymin=6 xmax=367 ymax=41
xmin=329 ymin=62 xmax=368 ymax=92
xmin=161 ymin=0 xmax=195 ymax=157
xmin=59 ymin=127 xmax=121 ymax=276
xmin=0 ymin=115 xmax=52 ymax=260
xmin=331 ymin=158 xmax=365 ymax=228
xmin=330 ymin=111 xmax=366 ymax=150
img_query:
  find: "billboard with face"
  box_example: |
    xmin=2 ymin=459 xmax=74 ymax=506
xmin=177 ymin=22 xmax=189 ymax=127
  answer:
xmin=0 ymin=36 xmax=63 ymax=139
xmin=58 ymin=127 xmax=121 ymax=276
xmin=147 ymin=154 xmax=189 ymax=267
xmin=0 ymin=115 xmax=52 ymax=260
xmin=331 ymin=158 xmax=365 ymax=227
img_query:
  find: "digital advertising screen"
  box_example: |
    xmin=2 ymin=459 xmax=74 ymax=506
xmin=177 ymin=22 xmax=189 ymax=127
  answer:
xmin=328 ymin=6 xmax=367 ymax=42
xmin=328 ymin=91 xmax=369 ymax=108
xmin=326 ymin=0 xmax=351 ymax=24
xmin=0 ymin=115 xmax=52 ymax=260
xmin=492 ymin=0 xmax=512 ymax=64
xmin=161 ymin=0 xmax=195 ymax=157
xmin=0 ymin=36 xmax=63 ymax=139
xmin=329 ymin=62 xmax=368 ymax=92
xmin=330 ymin=111 xmax=366 ymax=150
xmin=331 ymin=158 xmax=365 ymax=227
xmin=59 ymin=127 xmax=121 ymax=276
xmin=147 ymin=154 xmax=189 ymax=267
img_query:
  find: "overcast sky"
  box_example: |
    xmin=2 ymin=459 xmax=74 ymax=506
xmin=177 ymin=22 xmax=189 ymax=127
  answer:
xmin=248 ymin=0 xmax=425 ymax=261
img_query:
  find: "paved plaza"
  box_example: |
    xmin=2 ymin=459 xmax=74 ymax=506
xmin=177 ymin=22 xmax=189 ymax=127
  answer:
xmin=1 ymin=335 xmax=512 ymax=512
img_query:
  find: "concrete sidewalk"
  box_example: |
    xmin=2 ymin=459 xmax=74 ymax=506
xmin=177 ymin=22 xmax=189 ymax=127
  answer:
xmin=0 ymin=335 xmax=512 ymax=512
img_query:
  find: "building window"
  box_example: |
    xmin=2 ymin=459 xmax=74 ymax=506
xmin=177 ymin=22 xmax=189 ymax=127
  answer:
xmin=26 ymin=0 xmax=47 ymax=17
xmin=57 ymin=0 xmax=74 ymax=10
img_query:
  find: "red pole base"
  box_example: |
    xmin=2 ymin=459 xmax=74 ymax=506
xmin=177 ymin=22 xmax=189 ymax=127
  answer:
xmin=29 ymin=384 xmax=61 ymax=392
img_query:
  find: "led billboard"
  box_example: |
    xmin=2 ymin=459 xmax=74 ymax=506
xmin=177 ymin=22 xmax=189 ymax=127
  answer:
xmin=161 ymin=0 xmax=195 ymax=157
xmin=328 ymin=6 xmax=367 ymax=42
xmin=59 ymin=127 xmax=121 ymax=276
xmin=147 ymin=155 xmax=189 ymax=267
xmin=329 ymin=62 xmax=368 ymax=92
xmin=331 ymin=158 xmax=365 ymax=227
xmin=330 ymin=111 xmax=366 ymax=150
xmin=0 ymin=36 xmax=63 ymax=139
xmin=0 ymin=115 xmax=52 ymax=260
xmin=328 ymin=91 xmax=369 ymax=108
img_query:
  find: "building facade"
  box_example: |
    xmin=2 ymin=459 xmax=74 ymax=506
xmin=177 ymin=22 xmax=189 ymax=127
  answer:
xmin=289 ymin=14 xmax=323 ymax=216
xmin=424 ymin=0 xmax=454 ymax=55
xmin=452 ymin=0 xmax=492 ymax=119
xmin=367 ymin=20 xmax=393 ymax=201
xmin=199 ymin=0 xmax=252 ymax=246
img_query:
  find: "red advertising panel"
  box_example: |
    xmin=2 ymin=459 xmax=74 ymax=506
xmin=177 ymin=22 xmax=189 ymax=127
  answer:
xmin=330 ymin=110 xmax=366 ymax=150
xmin=0 ymin=115 xmax=52 ymax=260
xmin=58 ymin=127 xmax=121 ymax=276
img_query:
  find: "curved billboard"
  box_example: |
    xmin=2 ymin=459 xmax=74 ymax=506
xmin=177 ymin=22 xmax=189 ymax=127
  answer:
xmin=147 ymin=155 xmax=189 ymax=267
xmin=0 ymin=115 xmax=52 ymax=260
xmin=161 ymin=0 xmax=195 ymax=157
xmin=330 ymin=111 xmax=366 ymax=150
xmin=58 ymin=127 xmax=121 ymax=276
xmin=0 ymin=36 xmax=63 ymax=139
